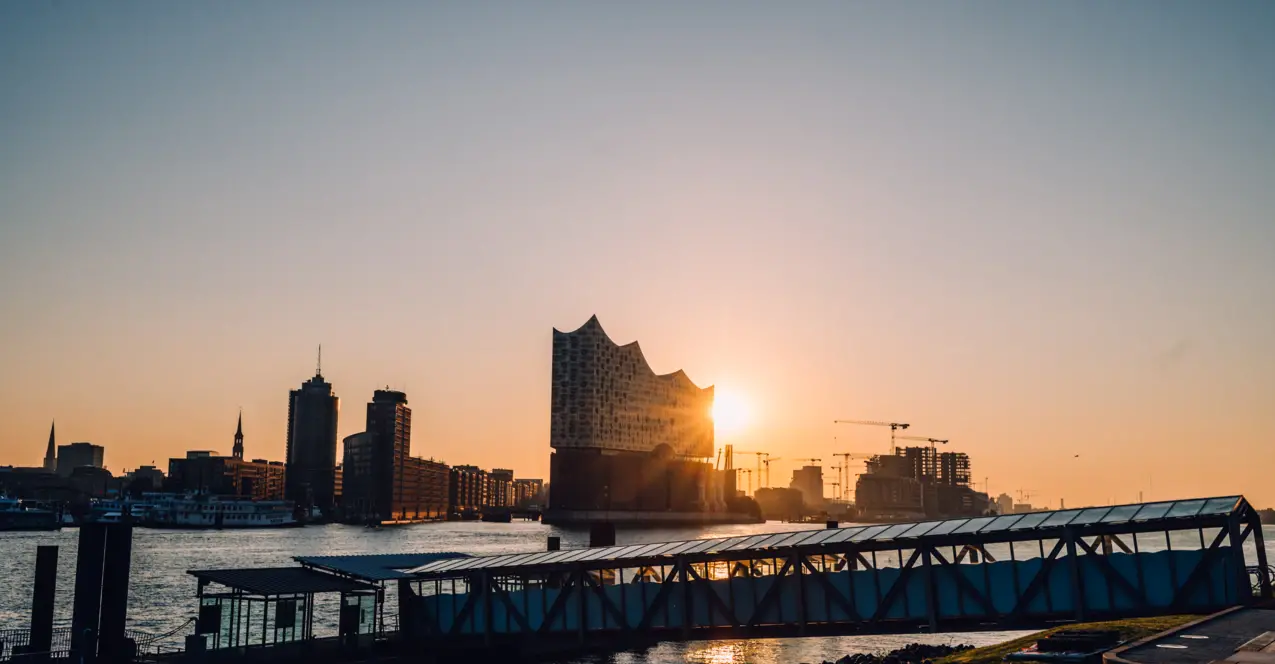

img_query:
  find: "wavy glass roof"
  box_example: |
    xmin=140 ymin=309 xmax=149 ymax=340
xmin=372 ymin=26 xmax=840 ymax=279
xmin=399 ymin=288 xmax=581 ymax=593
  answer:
xmin=407 ymin=496 xmax=1246 ymax=577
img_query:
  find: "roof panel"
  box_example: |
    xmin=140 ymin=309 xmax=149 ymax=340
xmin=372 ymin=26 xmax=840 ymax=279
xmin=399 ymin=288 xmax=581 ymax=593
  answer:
xmin=872 ymin=523 xmax=916 ymax=541
xmin=851 ymin=525 xmax=891 ymax=541
xmin=1101 ymin=505 xmax=1142 ymax=524
xmin=1010 ymin=513 xmax=1051 ymax=530
xmin=823 ymin=527 xmax=865 ymax=544
xmin=926 ymin=519 xmax=968 ymax=537
xmin=979 ymin=515 xmax=1023 ymax=533
xmin=189 ymin=568 xmax=373 ymax=596
xmin=404 ymin=495 xmax=1249 ymax=579
xmin=298 ymin=553 xmax=469 ymax=581
xmin=753 ymin=533 xmax=795 ymax=549
xmin=798 ymin=529 xmax=845 ymax=546
xmin=954 ymin=516 xmax=996 ymax=534
xmin=727 ymin=535 xmax=772 ymax=551
xmin=1166 ymin=499 xmax=1207 ymax=519
xmin=1070 ymin=507 xmax=1111 ymax=525
xmin=1201 ymin=497 xmax=1241 ymax=515
xmin=773 ymin=531 xmax=820 ymax=548
xmin=685 ymin=538 xmax=729 ymax=554
xmin=902 ymin=522 xmax=943 ymax=539
xmin=1040 ymin=510 xmax=1082 ymax=528
xmin=1132 ymin=502 xmax=1174 ymax=522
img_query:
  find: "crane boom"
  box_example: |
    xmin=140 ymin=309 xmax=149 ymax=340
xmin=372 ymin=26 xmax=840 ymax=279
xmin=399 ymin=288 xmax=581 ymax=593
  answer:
xmin=834 ymin=419 xmax=911 ymax=454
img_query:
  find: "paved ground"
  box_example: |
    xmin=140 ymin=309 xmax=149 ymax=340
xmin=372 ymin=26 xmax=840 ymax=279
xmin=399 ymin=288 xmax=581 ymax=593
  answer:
xmin=1112 ymin=607 xmax=1275 ymax=663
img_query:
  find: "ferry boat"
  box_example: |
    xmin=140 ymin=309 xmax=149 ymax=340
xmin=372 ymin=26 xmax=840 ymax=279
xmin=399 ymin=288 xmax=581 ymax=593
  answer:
xmin=141 ymin=493 xmax=298 ymax=529
xmin=0 ymin=496 xmax=62 ymax=531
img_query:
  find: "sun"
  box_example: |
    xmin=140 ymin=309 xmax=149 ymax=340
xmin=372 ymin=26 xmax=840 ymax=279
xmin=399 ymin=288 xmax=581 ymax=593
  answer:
xmin=711 ymin=388 xmax=751 ymax=437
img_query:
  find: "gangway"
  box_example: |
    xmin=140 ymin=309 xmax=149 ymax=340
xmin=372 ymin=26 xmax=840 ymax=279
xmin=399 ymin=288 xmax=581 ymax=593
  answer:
xmin=400 ymin=496 xmax=1270 ymax=654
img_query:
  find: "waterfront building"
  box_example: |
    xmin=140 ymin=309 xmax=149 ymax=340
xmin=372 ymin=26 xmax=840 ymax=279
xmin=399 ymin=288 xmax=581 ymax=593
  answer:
xmin=285 ymin=363 xmax=339 ymax=514
xmin=855 ymin=446 xmax=990 ymax=519
xmin=789 ymin=465 xmax=825 ymax=508
xmin=341 ymin=390 xmax=448 ymax=523
xmin=547 ymin=316 xmax=740 ymax=524
xmin=56 ymin=442 xmax=104 ymax=478
xmin=448 ymin=465 xmax=487 ymax=515
xmin=127 ymin=465 xmax=166 ymax=490
xmin=488 ymin=468 xmax=514 ymax=508
xmin=166 ymin=419 xmax=285 ymax=500
xmin=512 ymin=478 xmax=544 ymax=506
xmin=996 ymin=493 xmax=1015 ymax=515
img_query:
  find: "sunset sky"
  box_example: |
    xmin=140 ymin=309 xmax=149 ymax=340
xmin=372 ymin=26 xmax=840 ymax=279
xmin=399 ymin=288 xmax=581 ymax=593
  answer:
xmin=2 ymin=2 xmax=1273 ymax=508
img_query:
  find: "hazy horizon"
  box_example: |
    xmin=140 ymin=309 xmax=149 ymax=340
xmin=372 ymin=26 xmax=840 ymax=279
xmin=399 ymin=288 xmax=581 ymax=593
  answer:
xmin=3 ymin=2 xmax=1273 ymax=508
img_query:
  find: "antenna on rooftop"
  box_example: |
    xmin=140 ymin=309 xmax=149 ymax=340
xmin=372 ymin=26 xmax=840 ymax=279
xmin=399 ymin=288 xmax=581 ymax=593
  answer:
xmin=316 ymin=344 xmax=322 ymax=377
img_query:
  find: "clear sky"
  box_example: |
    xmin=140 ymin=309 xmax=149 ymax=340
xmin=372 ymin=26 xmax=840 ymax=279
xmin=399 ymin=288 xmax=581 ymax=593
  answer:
xmin=3 ymin=2 xmax=1273 ymax=508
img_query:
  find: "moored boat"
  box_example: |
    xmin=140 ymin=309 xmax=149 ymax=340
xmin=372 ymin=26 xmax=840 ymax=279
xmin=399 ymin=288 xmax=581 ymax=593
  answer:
xmin=0 ymin=496 xmax=62 ymax=531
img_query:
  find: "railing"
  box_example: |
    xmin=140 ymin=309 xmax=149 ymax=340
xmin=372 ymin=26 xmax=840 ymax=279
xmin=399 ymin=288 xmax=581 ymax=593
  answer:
xmin=1251 ymin=565 xmax=1275 ymax=597
xmin=128 ymin=618 xmax=195 ymax=656
xmin=0 ymin=627 xmax=72 ymax=661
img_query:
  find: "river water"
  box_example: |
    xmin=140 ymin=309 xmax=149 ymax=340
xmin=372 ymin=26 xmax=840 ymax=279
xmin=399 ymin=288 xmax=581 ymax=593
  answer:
xmin=2 ymin=521 xmax=1270 ymax=663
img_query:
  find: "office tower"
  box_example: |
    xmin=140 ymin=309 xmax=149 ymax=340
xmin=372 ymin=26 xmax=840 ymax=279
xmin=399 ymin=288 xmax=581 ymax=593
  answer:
xmin=285 ymin=356 xmax=339 ymax=514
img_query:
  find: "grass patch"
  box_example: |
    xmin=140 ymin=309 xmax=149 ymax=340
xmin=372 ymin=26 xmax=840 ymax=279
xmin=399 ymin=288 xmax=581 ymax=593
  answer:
xmin=933 ymin=615 xmax=1199 ymax=664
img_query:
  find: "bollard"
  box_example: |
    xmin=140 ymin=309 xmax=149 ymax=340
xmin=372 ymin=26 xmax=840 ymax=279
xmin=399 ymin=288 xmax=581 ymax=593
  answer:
xmin=589 ymin=522 xmax=616 ymax=548
xmin=547 ymin=536 xmax=561 ymax=551
xmin=98 ymin=523 xmax=134 ymax=662
xmin=71 ymin=523 xmax=108 ymax=664
xmin=826 ymin=520 xmax=838 ymax=529
xmin=28 ymin=545 xmax=58 ymax=660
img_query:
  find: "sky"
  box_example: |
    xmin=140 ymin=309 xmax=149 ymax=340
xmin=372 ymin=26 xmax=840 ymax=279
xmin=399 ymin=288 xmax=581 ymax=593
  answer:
xmin=2 ymin=1 xmax=1273 ymax=508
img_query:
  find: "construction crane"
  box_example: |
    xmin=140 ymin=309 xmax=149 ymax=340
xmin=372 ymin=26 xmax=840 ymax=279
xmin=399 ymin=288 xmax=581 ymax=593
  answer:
xmin=825 ymin=481 xmax=841 ymax=502
xmin=830 ymin=465 xmax=844 ymax=501
xmin=761 ymin=457 xmax=781 ymax=489
xmin=834 ymin=419 xmax=910 ymax=453
xmin=833 ymin=451 xmax=876 ymax=502
xmin=740 ymin=468 xmax=753 ymax=495
xmin=896 ymin=435 xmax=949 ymax=452
xmin=733 ymin=451 xmax=770 ymax=489
xmin=798 ymin=457 xmax=822 ymax=467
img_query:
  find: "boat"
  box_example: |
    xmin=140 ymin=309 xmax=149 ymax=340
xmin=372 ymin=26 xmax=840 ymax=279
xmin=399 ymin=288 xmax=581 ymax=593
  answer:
xmin=137 ymin=493 xmax=299 ymax=529
xmin=0 ymin=496 xmax=62 ymax=531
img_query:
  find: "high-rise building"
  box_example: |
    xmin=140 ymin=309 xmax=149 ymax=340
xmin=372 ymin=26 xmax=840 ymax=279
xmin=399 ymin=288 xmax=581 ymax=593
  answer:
xmin=56 ymin=442 xmax=104 ymax=478
xmin=997 ymin=493 xmax=1015 ymax=515
xmin=341 ymin=390 xmax=448 ymax=523
xmin=285 ymin=359 xmax=339 ymax=514
xmin=43 ymin=421 xmax=56 ymax=473
xmin=488 ymin=468 xmax=515 ymax=508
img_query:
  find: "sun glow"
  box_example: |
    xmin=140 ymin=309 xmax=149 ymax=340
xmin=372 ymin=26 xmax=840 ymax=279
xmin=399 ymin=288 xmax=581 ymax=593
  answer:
xmin=711 ymin=388 xmax=751 ymax=437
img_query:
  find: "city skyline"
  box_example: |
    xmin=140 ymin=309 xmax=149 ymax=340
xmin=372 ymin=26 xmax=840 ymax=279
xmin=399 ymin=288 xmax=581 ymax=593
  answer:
xmin=2 ymin=3 xmax=1273 ymax=508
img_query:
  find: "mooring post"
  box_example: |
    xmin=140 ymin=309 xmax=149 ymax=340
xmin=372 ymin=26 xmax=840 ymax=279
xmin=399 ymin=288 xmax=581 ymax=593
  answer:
xmin=99 ymin=523 xmax=134 ymax=662
xmin=71 ymin=523 xmax=108 ymax=664
xmin=28 ymin=545 xmax=59 ymax=660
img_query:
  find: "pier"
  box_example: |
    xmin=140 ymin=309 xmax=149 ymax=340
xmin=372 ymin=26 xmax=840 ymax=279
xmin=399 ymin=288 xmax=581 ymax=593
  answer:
xmin=1 ymin=496 xmax=1270 ymax=663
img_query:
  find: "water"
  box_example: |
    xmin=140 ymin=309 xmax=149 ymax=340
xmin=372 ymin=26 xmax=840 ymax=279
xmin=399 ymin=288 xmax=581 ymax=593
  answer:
xmin=2 ymin=521 xmax=1270 ymax=663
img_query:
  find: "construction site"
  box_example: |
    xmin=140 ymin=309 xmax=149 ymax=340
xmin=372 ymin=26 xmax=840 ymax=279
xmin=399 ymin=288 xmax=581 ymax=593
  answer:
xmin=717 ymin=419 xmax=991 ymax=523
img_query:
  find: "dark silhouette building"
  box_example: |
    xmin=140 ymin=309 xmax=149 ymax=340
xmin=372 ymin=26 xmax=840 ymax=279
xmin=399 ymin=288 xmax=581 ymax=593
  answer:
xmin=167 ymin=420 xmax=285 ymax=500
xmin=56 ymin=442 xmax=104 ymax=478
xmin=285 ymin=362 xmax=339 ymax=515
xmin=43 ymin=421 xmax=57 ymax=472
xmin=341 ymin=390 xmax=448 ymax=523
xmin=232 ymin=411 xmax=244 ymax=459
xmin=855 ymin=446 xmax=988 ymax=519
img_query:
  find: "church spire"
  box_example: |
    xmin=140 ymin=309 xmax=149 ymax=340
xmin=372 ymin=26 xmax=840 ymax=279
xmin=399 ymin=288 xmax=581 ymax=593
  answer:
xmin=232 ymin=410 xmax=244 ymax=459
xmin=43 ymin=420 xmax=57 ymax=472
